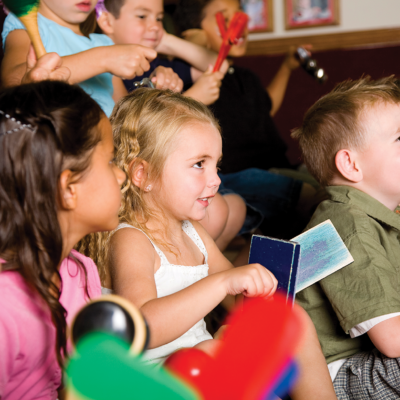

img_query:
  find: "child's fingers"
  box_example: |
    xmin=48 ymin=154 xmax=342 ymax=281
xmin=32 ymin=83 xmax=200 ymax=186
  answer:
xmin=154 ymin=72 xmax=165 ymax=88
xmin=175 ymin=79 xmax=184 ymax=93
xmin=141 ymin=46 xmax=157 ymax=62
xmin=26 ymin=45 xmax=37 ymax=70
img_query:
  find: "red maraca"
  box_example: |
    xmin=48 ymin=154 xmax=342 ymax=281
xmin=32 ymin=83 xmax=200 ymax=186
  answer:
xmin=213 ymin=11 xmax=249 ymax=72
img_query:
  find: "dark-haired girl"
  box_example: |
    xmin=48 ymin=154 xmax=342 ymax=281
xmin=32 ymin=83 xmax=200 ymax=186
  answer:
xmin=0 ymin=80 xmax=125 ymax=400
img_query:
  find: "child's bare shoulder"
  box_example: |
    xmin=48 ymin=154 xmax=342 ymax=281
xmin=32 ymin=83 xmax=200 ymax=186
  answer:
xmin=110 ymin=226 xmax=156 ymax=262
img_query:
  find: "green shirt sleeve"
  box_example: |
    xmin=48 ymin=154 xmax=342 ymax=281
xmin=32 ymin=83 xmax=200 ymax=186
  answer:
xmin=320 ymin=228 xmax=400 ymax=334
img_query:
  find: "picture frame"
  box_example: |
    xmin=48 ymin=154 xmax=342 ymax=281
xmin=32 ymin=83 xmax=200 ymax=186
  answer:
xmin=241 ymin=0 xmax=273 ymax=33
xmin=285 ymin=0 xmax=340 ymax=30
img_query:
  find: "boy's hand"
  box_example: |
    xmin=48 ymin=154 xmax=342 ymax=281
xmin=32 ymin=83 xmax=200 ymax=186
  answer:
xmin=150 ymin=66 xmax=183 ymax=92
xmin=21 ymin=45 xmax=71 ymax=84
xmin=284 ymin=44 xmax=312 ymax=71
xmin=184 ymin=65 xmax=223 ymax=105
xmin=106 ymin=44 xmax=157 ymax=79
xmin=222 ymin=263 xmax=278 ymax=298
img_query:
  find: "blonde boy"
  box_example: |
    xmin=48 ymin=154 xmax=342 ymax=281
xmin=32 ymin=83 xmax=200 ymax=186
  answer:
xmin=293 ymin=76 xmax=400 ymax=399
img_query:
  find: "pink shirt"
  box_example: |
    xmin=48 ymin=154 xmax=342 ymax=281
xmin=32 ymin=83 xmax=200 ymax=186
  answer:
xmin=0 ymin=250 xmax=101 ymax=400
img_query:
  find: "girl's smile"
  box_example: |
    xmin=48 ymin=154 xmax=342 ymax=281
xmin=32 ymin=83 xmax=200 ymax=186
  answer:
xmin=197 ymin=195 xmax=215 ymax=207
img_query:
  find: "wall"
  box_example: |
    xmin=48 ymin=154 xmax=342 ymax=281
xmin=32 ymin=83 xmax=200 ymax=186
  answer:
xmin=251 ymin=0 xmax=400 ymax=40
xmin=246 ymin=0 xmax=400 ymax=55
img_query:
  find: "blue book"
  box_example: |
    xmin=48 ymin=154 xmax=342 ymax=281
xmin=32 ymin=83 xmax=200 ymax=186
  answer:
xmin=249 ymin=220 xmax=354 ymax=301
xmin=248 ymin=236 xmax=300 ymax=304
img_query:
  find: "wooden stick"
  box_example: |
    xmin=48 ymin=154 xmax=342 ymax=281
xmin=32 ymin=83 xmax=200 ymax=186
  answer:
xmin=19 ymin=11 xmax=46 ymax=58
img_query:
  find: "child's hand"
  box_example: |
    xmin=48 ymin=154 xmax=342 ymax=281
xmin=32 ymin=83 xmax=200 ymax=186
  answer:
xmin=284 ymin=44 xmax=312 ymax=71
xmin=184 ymin=65 xmax=223 ymax=105
xmin=150 ymin=66 xmax=184 ymax=92
xmin=222 ymin=263 xmax=278 ymax=298
xmin=105 ymin=44 xmax=157 ymax=80
xmin=21 ymin=45 xmax=71 ymax=84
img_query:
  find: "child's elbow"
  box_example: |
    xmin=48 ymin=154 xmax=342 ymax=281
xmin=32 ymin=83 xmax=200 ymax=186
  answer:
xmin=368 ymin=317 xmax=400 ymax=358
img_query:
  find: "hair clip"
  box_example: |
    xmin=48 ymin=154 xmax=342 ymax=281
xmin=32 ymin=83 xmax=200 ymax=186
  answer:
xmin=95 ymin=0 xmax=107 ymax=19
xmin=133 ymin=78 xmax=155 ymax=89
xmin=0 ymin=110 xmax=32 ymax=137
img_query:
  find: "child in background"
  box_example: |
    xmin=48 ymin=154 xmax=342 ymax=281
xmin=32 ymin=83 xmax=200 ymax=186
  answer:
xmin=1 ymin=0 xmax=157 ymax=116
xmin=97 ymin=0 xmax=246 ymax=250
xmin=80 ymin=88 xmax=337 ymax=400
xmin=294 ymin=76 xmax=400 ymax=399
xmin=97 ymin=0 xmax=226 ymax=105
xmin=0 ymin=80 xmax=125 ymax=399
xmin=176 ymin=0 xmax=318 ymax=241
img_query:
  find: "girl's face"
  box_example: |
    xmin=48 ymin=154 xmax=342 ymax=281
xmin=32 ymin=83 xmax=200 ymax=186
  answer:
xmin=40 ymin=0 xmax=97 ymax=28
xmin=75 ymin=117 xmax=126 ymax=234
xmin=201 ymin=0 xmax=248 ymax=57
xmin=154 ymin=122 xmax=222 ymax=222
xmin=108 ymin=0 xmax=164 ymax=48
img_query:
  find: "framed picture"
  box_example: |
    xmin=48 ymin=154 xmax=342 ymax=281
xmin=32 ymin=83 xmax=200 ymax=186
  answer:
xmin=241 ymin=0 xmax=273 ymax=32
xmin=285 ymin=0 xmax=339 ymax=30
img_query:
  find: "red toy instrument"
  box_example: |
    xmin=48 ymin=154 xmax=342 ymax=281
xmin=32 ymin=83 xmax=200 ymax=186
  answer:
xmin=213 ymin=11 xmax=249 ymax=72
xmin=165 ymin=294 xmax=305 ymax=399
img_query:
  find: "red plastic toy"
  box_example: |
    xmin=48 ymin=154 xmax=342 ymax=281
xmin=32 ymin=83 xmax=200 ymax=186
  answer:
xmin=165 ymin=294 xmax=305 ymax=399
xmin=213 ymin=11 xmax=249 ymax=72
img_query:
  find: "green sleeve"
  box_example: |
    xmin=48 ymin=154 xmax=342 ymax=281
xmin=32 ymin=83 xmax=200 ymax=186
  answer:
xmin=320 ymin=230 xmax=400 ymax=333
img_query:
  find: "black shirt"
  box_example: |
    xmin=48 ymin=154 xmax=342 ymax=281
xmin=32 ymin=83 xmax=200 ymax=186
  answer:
xmin=210 ymin=65 xmax=291 ymax=174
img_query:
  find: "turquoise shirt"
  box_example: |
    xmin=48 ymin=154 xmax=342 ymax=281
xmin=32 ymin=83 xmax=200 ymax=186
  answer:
xmin=2 ymin=13 xmax=115 ymax=117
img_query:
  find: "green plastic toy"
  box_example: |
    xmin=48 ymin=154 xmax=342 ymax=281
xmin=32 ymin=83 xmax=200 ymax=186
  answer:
xmin=2 ymin=0 xmax=46 ymax=57
xmin=65 ymin=332 xmax=200 ymax=400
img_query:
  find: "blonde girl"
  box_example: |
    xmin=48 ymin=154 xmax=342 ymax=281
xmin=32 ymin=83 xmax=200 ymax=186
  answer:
xmin=81 ymin=89 xmax=277 ymax=363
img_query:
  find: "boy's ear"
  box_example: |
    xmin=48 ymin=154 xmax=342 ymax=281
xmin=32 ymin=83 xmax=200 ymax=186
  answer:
xmin=335 ymin=149 xmax=363 ymax=183
xmin=97 ymin=11 xmax=115 ymax=36
xmin=58 ymin=170 xmax=78 ymax=210
xmin=130 ymin=159 xmax=151 ymax=190
xmin=181 ymin=29 xmax=210 ymax=48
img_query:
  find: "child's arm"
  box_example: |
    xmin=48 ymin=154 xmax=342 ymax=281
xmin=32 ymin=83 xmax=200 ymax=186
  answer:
xmin=2 ymin=30 xmax=157 ymax=87
xmin=367 ymin=317 xmax=400 ymax=358
xmin=112 ymin=76 xmax=128 ymax=103
xmin=109 ymin=228 xmax=276 ymax=349
xmin=290 ymin=308 xmax=338 ymax=400
xmin=266 ymin=46 xmax=302 ymax=117
xmin=155 ymin=31 xmax=228 ymax=75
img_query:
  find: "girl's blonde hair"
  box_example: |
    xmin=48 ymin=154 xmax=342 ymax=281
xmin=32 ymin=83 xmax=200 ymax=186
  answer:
xmin=78 ymin=89 xmax=220 ymax=283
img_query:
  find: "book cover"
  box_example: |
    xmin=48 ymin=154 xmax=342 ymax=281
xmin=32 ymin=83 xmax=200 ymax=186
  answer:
xmin=248 ymin=219 xmax=354 ymax=300
xmin=248 ymin=236 xmax=300 ymax=303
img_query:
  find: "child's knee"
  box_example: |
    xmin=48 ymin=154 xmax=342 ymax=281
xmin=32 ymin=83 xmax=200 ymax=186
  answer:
xmin=224 ymin=194 xmax=246 ymax=226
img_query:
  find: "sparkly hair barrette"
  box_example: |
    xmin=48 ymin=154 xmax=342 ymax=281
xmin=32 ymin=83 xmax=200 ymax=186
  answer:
xmin=95 ymin=0 xmax=107 ymax=19
xmin=0 ymin=110 xmax=32 ymax=137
